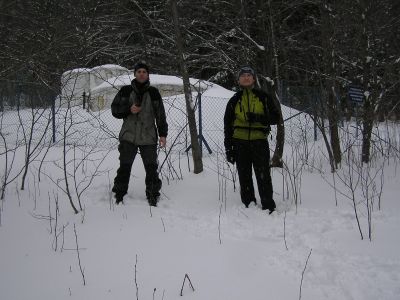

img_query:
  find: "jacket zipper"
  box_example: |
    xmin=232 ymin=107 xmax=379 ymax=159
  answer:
xmin=246 ymin=89 xmax=251 ymax=141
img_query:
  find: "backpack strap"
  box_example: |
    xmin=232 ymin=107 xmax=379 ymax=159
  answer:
xmin=111 ymin=85 xmax=133 ymax=119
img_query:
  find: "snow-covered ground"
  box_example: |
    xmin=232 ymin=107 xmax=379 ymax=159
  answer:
xmin=1 ymin=78 xmax=399 ymax=300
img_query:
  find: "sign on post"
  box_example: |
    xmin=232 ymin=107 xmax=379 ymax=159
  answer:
xmin=348 ymin=85 xmax=364 ymax=103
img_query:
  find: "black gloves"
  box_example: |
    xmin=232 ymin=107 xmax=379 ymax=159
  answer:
xmin=246 ymin=112 xmax=266 ymax=123
xmin=226 ymin=149 xmax=235 ymax=164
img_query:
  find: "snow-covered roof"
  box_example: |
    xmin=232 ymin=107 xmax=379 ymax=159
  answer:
xmin=91 ymin=74 xmax=219 ymax=94
xmin=61 ymin=64 xmax=235 ymax=98
xmin=61 ymin=68 xmax=91 ymax=77
xmin=91 ymin=64 xmax=129 ymax=71
xmin=62 ymin=64 xmax=129 ymax=77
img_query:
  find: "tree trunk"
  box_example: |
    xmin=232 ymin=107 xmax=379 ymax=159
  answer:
xmin=361 ymin=116 xmax=373 ymax=163
xmin=267 ymin=0 xmax=284 ymax=168
xmin=270 ymin=97 xmax=285 ymax=168
xmin=360 ymin=1 xmax=374 ymax=163
xmin=170 ymin=0 xmax=203 ymax=174
xmin=328 ymin=85 xmax=342 ymax=167
xmin=320 ymin=1 xmax=341 ymax=168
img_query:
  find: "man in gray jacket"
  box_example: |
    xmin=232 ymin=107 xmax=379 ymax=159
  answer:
xmin=112 ymin=62 xmax=168 ymax=206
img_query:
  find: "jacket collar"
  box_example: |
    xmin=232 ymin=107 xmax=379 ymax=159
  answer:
xmin=131 ymin=79 xmax=150 ymax=94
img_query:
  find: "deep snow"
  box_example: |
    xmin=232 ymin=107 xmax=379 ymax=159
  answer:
xmin=1 ymin=77 xmax=400 ymax=300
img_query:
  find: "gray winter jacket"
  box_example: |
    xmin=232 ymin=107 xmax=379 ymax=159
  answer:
xmin=118 ymin=80 xmax=168 ymax=145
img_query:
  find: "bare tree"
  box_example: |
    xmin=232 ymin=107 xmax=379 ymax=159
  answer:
xmin=0 ymin=119 xmax=19 ymax=200
xmin=319 ymin=0 xmax=342 ymax=168
xmin=170 ymin=0 xmax=203 ymax=173
xmin=18 ymin=95 xmax=52 ymax=190
xmin=72 ymin=145 xmax=111 ymax=210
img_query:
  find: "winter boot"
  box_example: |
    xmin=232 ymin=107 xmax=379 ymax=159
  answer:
xmin=147 ymin=196 xmax=158 ymax=207
xmin=244 ymin=199 xmax=257 ymax=208
xmin=262 ymin=202 xmax=276 ymax=214
xmin=115 ymin=194 xmax=124 ymax=205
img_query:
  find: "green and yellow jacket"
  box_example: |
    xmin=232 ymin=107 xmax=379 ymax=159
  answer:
xmin=224 ymin=87 xmax=280 ymax=151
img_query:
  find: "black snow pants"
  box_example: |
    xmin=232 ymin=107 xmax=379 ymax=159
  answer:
xmin=233 ymin=139 xmax=276 ymax=210
xmin=113 ymin=141 xmax=161 ymax=199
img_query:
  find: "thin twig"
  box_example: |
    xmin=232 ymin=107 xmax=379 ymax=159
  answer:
xmin=284 ymin=211 xmax=288 ymax=251
xmin=53 ymin=194 xmax=59 ymax=251
xmin=299 ymin=248 xmax=312 ymax=300
xmin=61 ymin=223 xmax=69 ymax=252
xmin=0 ymin=200 xmax=2 ymax=227
xmin=161 ymin=217 xmax=166 ymax=232
xmin=180 ymin=273 xmax=195 ymax=296
xmin=48 ymin=192 xmax=52 ymax=234
xmin=134 ymin=254 xmax=139 ymax=300
xmin=73 ymin=223 xmax=86 ymax=286
xmin=218 ymin=204 xmax=222 ymax=244
xmin=239 ymin=209 xmax=249 ymax=219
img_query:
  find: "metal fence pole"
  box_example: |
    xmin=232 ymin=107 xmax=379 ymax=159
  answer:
xmin=313 ymin=92 xmax=318 ymax=142
xmin=197 ymin=93 xmax=212 ymax=155
xmin=83 ymin=91 xmax=86 ymax=109
xmin=52 ymin=95 xmax=56 ymax=143
xmin=0 ymin=82 xmax=4 ymax=112
xmin=198 ymin=92 xmax=203 ymax=156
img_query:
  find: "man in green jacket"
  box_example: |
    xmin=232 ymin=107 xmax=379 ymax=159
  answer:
xmin=112 ymin=62 xmax=168 ymax=206
xmin=224 ymin=67 xmax=280 ymax=214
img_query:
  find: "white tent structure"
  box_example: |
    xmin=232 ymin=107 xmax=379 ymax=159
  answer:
xmin=60 ymin=64 xmax=211 ymax=111
xmin=91 ymin=74 xmax=211 ymax=111
xmin=60 ymin=64 xmax=131 ymax=109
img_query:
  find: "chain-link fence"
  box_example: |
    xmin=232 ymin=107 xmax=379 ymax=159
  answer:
xmin=1 ymin=88 xmax=319 ymax=158
xmin=2 ymin=74 xmax=326 ymax=161
xmin=72 ymin=93 xmax=229 ymax=154
xmin=0 ymin=91 xmax=230 ymax=155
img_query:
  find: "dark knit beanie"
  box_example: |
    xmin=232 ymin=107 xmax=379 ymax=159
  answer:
xmin=134 ymin=62 xmax=149 ymax=74
xmin=238 ymin=66 xmax=256 ymax=79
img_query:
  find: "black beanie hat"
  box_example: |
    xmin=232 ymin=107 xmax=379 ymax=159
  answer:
xmin=238 ymin=66 xmax=256 ymax=79
xmin=134 ymin=62 xmax=149 ymax=74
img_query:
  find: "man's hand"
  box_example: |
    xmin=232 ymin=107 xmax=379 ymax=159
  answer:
xmin=159 ymin=136 xmax=166 ymax=148
xmin=130 ymin=104 xmax=142 ymax=114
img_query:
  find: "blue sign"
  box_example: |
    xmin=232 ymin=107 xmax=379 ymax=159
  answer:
xmin=348 ymin=85 xmax=364 ymax=103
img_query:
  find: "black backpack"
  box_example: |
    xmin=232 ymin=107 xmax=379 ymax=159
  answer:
xmin=111 ymin=86 xmax=133 ymax=119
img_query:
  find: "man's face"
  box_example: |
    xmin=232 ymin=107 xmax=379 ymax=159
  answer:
xmin=238 ymin=73 xmax=255 ymax=88
xmin=135 ymin=68 xmax=149 ymax=83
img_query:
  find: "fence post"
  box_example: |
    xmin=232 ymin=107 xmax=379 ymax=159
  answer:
xmin=52 ymin=95 xmax=56 ymax=143
xmin=278 ymin=79 xmax=283 ymax=103
xmin=198 ymin=92 xmax=203 ymax=156
xmin=355 ymin=103 xmax=360 ymax=138
xmin=185 ymin=90 xmax=212 ymax=155
xmin=82 ymin=91 xmax=86 ymax=109
xmin=197 ymin=92 xmax=212 ymax=155
xmin=87 ymin=93 xmax=91 ymax=112
xmin=313 ymin=92 xmax=318 ymax=141
xmin=0 ymin=81 xmax=4 ymax=112
xmin=16 ymin=82 xmax=21 ymax=111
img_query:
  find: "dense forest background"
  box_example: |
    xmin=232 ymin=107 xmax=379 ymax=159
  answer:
xmin=1 ymin=0 xmax=400 ymax=200
xmin=1 ymin=0 xmax=399 ymax=118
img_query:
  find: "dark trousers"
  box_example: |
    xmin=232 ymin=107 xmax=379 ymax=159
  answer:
xmin=233 ymin=139 xmax=275 ymax=210
xmin=113 ymin=141 xmax=161 ymax=199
